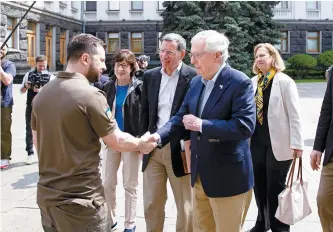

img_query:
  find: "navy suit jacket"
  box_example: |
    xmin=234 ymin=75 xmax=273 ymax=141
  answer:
xmin=157 ymin=65 xmax=256 ymax=197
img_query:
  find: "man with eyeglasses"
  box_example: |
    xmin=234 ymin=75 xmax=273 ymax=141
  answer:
xmin=147 ymin=30 xmax=256 ymax=232
xmin=140 ymin=33 xmax=197 ymax=232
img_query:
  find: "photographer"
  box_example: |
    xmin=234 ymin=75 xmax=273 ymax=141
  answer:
xmin=20 ymin=55 xmax=55 ymax=164
xmin=1 ymin=42 xmax=16 ymax=170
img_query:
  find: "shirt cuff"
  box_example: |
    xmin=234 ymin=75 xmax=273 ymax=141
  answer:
xmin=157 ymin=134 xmax=162 ymax=148
xmin=199 ymin=121 xmax=202 ymax=133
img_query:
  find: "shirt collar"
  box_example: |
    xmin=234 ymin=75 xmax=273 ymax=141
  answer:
xmin=58 ymin=71 xmax=90 ymax=85
xmin=160 ymin=61 xmax=183 ymax=77
xmin=201 ymin=62 xmax=226 ymax=85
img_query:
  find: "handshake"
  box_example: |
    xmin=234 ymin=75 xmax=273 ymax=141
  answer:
xmin=137 ymin=132 xmax=160 ymax=154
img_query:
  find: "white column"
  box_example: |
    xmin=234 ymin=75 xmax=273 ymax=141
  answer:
xmin=36 ymin=23 xmax=40 ymax=56
xmin=52 ymin=26 xmax=57 ymax=71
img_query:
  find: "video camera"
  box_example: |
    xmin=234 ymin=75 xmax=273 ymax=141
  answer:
xmin=136 ymin=55 xmax=150 ymax=63
xmin=28 ymin=70 xmax=51 ymax=89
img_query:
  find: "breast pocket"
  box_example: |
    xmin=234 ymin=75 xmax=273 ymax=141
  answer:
xmin=217 ymin=152 xmax=245 ymax=165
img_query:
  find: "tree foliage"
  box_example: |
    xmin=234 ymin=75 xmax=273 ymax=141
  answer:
xmin=161 ymin=1 xmax=281 ymax=75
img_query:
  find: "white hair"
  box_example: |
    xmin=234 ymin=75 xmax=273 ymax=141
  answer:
xmin=191 ymin=30 xmax=229 ymax=62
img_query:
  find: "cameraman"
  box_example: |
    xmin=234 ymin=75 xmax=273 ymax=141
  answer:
xmin=20 ymin=55 xmax=55 ymax=164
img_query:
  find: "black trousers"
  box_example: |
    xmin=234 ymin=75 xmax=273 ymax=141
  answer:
xmin=251 ymin=139 xmax=292 ymax=232
xmin=25 ymin=104 xmax=34 ymax=155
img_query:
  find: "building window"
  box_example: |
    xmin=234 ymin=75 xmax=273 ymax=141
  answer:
xmin=86 ymin=1 xmax=97 ymax=11
xmin=131 ymin=1 xmax=143 ymax=11
xmin=108 ymin=33 xmax=120 ymax=53
xmin=109 ymin=1 xmax=120 ymax=11
xmin=60 ymin=29 xmax=67 ymax=65
xmin=307 ymin=31 xmax=320 ymax=53
xmin=280 ymin=31 xmax=289 ymax=53
xmin=306 ymin=1 xmax=320 ymax=10
xmin=131 ymin=32 xmax=143 ymax=53
xmin=6 ymin=17 xmax=15 ymax=48
xmin=27 ymin=22 xmax=36 ymax=67
xmin=158 ymin=1 xmax=165 ymax=11
xmin=276 ymin=1 xmax=290 ymax=9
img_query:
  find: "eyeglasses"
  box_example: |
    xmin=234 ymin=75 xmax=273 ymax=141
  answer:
xmin=188 ymin=52 xmax=206 ymax=60
xmin=159 ymin=49 xmax=177 ymax=56
xmin=115 ymin=63 xmax=129 ymax=69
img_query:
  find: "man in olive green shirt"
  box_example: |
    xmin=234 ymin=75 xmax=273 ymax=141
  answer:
xmin=31 ymin=34 xmax=155 ymax=232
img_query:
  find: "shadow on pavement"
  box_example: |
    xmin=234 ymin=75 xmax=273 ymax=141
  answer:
xmin=11 ymin=172 xmax=39 ymax=189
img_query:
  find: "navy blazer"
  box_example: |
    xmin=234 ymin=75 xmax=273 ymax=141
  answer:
xmin=157 ymin=65 xmax=256 ymax=197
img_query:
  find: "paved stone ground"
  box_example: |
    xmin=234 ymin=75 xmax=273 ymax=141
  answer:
xmin=1 ymin=82 xmax=328 ymax=232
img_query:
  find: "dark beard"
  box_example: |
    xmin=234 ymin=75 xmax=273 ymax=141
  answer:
xmin=86 ymin=64 xmax=99 ymax=83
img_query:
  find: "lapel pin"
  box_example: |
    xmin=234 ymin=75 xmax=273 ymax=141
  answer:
xmin=219 ymin=85 xmax=223 ymax=89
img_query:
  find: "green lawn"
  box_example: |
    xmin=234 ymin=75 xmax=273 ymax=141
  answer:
xmin=294 ymin=79 xmax=327 ymax=83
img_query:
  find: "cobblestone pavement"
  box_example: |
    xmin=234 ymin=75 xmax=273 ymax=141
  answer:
xmin=1 ymin=82 xmax=328 ymax=232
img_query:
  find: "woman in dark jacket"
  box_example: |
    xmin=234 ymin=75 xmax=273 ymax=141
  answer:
xmin=101 ymin=49 xmax=142 ymax=232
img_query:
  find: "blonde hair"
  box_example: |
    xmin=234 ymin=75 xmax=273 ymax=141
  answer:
xmin=252 ymin=43 xmax=285 ymax=74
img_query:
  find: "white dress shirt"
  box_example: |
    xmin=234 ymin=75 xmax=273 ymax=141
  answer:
xmin=156 ymin=62 xmax=183 ymax=129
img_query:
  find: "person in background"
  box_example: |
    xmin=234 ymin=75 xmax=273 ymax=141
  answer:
xmin=101 ymin=49 xmax=143 ymax=232
xmin=20 ymin=55 xmax=55 ymax=165
xmin=250 ymin=43 xmax=303 ymax=232
xmin=0 ymin=42 xmax=16 ymax=170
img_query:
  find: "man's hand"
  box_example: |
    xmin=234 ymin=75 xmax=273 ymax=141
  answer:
xmin=292 ymin=149 xmax=303 ymax=158
xmin=142 ymin=132 xmax=160 ymax=143
xmin=138 ymin=132 xmax=157 ymax=154
xmin=310 ymin=150 xmax=322 ymax=171
xmin=24 ymin=81 xmax=32 ymax=89
xmin=33 ymin=86 xmax=42 ymax=92
xmin=183 ymin=114 xmax=202 ymax=132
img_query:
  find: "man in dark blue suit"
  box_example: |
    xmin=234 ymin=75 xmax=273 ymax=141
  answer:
xmin=146 ymin=30 xmax=256 ymax=232
xmin=311 ymin=66 xmax=333 ymax=232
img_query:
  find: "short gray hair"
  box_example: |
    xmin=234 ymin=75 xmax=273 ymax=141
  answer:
xmin=161 ymin=33 xmax=186 ymax=51
xmin=191 ymin=30 xmax=229 ymax=62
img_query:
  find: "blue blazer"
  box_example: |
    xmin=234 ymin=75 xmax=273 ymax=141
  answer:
xmin=157 ymin=65 xmax=256 ymax=198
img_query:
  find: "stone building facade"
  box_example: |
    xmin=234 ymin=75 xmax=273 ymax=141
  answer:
xmin=273 ymin=1 xmax=333 ymax=60
xmin=0 ymin=1 xmax=83 ymax=81
xmin=1 ymin=1 xmax=333 ymax=79
xmin=86 ymin=20 xmax=163 ymax=69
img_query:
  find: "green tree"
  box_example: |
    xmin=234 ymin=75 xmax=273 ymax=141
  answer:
xmin=161 ymin=1 xmax=281 ymax=75
xmin=204 ymin=1 xmax=252 ymax=74
xmin=317 ymin=50 xmax=333 ymax=69
xmin=244 ymin=2 xmax=282 ymax=56
xmin=161 ymin=1 xmax=207 ymax=57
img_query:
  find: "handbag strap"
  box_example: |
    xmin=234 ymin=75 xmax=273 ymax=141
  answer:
xmin=286 ymin=157 xmax=303 ymax=189
xmin=286 ymin=158 xmax=297 ymax=188
xmin=296 ymin=157 xmax=303 ymax=184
